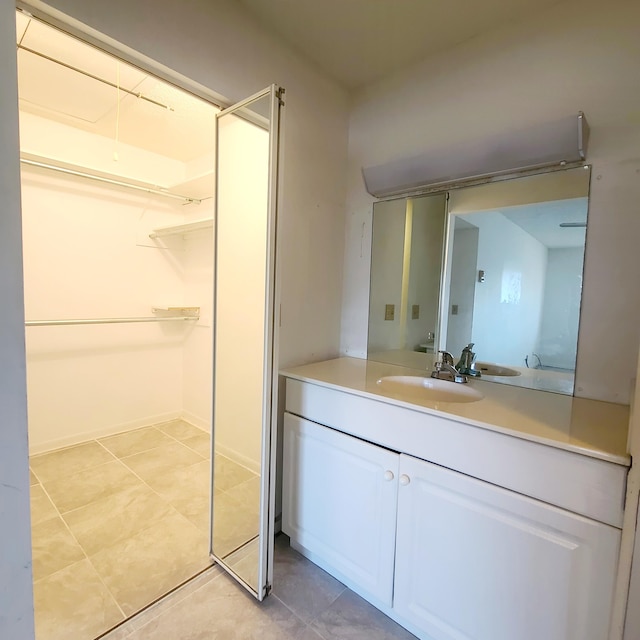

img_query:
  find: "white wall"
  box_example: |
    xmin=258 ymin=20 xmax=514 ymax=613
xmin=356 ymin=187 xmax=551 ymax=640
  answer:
xmin=467 ymin=212 xmax=547 ymax=366
xmin=0 ymin=4 xmax=35 ymax=638
xmin=21 ymin=166 xmax=196 ymax=452
xmin=341 ymin=0 xmax=640 ymax=403
xmin=181 ymin=228 xmax=214 ymax=432
xmin=536 ymin=247 xmax=584 ymax=370
xmin=446 ymin=225 xmax=479 ymax=357
xmin=27 ymin=0 xmax=350 ymax=369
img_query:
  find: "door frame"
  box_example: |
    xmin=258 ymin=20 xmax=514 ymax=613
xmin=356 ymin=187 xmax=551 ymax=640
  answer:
xmin=14 ymin=0 xmax=283 ymax=609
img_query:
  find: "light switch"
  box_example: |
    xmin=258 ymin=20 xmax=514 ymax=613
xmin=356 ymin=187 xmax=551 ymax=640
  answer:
xmin=451 ymin=304 xmax=459 ymax=316
xmin=385 ymin=304 xmax=395 ymax=321
xmin=412 ymin=304 xmax=420 ymax=320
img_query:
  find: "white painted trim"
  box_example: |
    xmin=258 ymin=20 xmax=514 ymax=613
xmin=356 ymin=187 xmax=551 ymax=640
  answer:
xmin=180 ymin=410 xmax=211 ymax=434
xmin=28 ymin=411 xmax=184 ymax=455
xmin=621 ymin=349 xmax=640 ymax=639
xmin=214 ymin=442 xmax=261 ymax=475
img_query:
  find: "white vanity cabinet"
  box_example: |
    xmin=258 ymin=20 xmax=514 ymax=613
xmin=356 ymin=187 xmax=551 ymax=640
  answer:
xmin=394 ymin=453 xmax=620 ymax=640
xmin=282 ymin=375 xmax=626 ymax=640
xmin=282 ymin=413 xmax=399 ymax=607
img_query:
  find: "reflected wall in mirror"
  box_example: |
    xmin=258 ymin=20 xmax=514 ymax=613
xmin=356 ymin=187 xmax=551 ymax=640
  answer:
xmin=368 ymin=193 xmax=447 ymax=368
xmin=441 ymin=167 xmax=590 ymax=394
xmin=367 ymin=166 xmax=591 ymax=395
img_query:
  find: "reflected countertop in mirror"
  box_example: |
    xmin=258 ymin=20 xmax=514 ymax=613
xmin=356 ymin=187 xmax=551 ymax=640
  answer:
xmin=367 ymin=166 xmax=591 ymax=396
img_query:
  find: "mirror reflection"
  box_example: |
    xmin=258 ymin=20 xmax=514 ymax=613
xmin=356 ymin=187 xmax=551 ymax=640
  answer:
xmin=367 ymin=166 xmax=591 ymax=395
xmin=367 ymin=193 xmax=447 ymax=368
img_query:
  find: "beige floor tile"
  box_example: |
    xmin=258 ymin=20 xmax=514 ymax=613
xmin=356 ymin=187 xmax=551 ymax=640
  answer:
xmin=212 ymin=491 xmax=260 ymax=559
xmin=143 ymin=460 xmax=211 ymax=534
xmin=310 ymin=590 xmax=417 ymax=640
xmin=30 ymin=485 xmax=59 ymax=526
xmin=213 ymin=453 xmax=256 ymax=491
xmin=126 ymin=571 xmax=307 ymax=640
xmin=90 ymin=511 xmax=212 ymax=616
xmin=120 ymin=441 xmax=204 ymax=484
xmin=156 ymin=419 xmax=206 ymax=442
xmin=31 ymin=517 xmax=85 ymax=581
xmin=170 ymin=487 xmax=210 ymax=534
xmin=225 ymin=538 xmax=260 ymax=589
xmin=182 ymin=432 xmax=211 ymax=458
xmin=63 ymin=483 xmax=176 ymax=556
xmin=224 ymin=474 xmax=261 ymax=507
xmin=143 ymin=459 xmax=210 ymax=501
xmin=30 ymin=441 xmax=115 ymax=483
xmin=43 ymin=460 xmax=140 ymax=514
xmin=99 ymin=427 xmax=174 ymax=458
xmin=103 ymin=566 xmax=222 ymax=638
xmin=34 ymin=558 xmax=124 ymax=640
xmin=30 ymin=469 xmax=39 ymax=485
xmin=273 ymin=535 xmax=345 ymax=624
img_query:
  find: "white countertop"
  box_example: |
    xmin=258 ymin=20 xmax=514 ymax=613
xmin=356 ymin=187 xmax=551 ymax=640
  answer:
xmin=281 ymin=357 xmax=631 ymax=466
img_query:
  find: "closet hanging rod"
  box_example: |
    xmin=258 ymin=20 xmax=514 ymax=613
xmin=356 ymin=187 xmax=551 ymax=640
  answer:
xmin=20 ymin=158 xmax=202 ymax=205
xmin=17 ymin=44 xmax=173 ymax=111
xmin=25 ymin=316 xmax=199 ymax=327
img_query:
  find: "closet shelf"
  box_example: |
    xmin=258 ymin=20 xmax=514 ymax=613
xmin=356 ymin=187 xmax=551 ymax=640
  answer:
xmin=20 ymin=156 xmax=203 ymax=205
xmin=152 ymin=307 xmax=200 ymax=317
xmin=149 ymin=218 xmax=214 ymax=239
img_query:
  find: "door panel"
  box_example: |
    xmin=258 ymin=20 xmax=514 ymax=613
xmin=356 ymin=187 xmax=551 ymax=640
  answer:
xmin=394 ymin=454 xmax=620 ymax=640
xmin=283 ymin=413 xmax=399 ymax=607
xmin=210 ymin=86 xmax=282 ymax=599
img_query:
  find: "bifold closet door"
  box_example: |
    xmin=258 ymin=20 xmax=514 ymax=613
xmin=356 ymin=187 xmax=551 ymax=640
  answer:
xmin=210 ymin=85 xmax=282 ymax=600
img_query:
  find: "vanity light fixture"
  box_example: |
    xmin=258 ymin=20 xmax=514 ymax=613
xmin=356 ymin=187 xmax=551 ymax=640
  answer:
xmin=362 ymin=112 xmax=589 ymax=198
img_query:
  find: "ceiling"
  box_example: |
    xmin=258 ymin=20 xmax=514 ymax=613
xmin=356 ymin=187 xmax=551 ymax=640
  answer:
xmin=15 ymin=11 xmax=218 ymax=164
xmin=459 ymin=198 xmax=588 ymax=249
xmin=238 ymin=0 xmax=565 ymax=90
xmin=501 ymin=198 xmax=588 ymax=249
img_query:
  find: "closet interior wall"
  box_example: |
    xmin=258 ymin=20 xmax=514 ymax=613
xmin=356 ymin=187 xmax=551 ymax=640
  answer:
xmin=22 ymin=163 xmax=214 ymax=454
xmin=18 ymin=2 xmax=272 ymax=483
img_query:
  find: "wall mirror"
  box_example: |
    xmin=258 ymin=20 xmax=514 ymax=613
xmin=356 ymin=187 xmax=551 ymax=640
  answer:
xmin=367 ymin=165 xmax=591 ymax=395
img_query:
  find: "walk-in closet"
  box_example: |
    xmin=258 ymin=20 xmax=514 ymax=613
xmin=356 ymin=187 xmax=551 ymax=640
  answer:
xmin=18 ymin=10 xmax=276 ymax=639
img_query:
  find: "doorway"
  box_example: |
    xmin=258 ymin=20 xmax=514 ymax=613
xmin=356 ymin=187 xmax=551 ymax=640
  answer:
xmin=17 ymin=10 xmax=277 ymax=639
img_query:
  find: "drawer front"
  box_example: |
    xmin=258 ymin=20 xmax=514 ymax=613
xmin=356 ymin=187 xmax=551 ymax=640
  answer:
xmin=285 ymin=378 xmax=626 ymax=528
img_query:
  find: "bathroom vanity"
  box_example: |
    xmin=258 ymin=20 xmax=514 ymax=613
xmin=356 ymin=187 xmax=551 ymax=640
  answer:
xmin=281 ymin=357 xmax=630 ymax=640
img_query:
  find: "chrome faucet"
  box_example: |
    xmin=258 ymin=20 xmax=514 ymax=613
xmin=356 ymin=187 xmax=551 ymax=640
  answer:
xmin=431 ymin=351 xmax=468 ymax=384
xmin=456 ymin=343 xmax=481 ymax=377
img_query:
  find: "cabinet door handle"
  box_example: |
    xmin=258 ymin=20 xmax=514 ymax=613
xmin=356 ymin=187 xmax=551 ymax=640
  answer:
xmin=399 ymin=474 xmax=410 ymax=486
xmin=384 ymin=470 xmax=394 ymax=481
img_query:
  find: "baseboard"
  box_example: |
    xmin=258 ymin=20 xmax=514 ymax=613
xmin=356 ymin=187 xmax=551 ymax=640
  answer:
xmin=29 ymin=410 xmax=182 ymax=455
xmin=214 ymin=442 xmax=261 ymax=475
xmin=180 ymin=410 xmax=210 ymax=433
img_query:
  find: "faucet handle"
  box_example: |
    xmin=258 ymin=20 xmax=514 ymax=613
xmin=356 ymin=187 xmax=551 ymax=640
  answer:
xmin=465 ymin=343 xmax=475 ymax=351
xmin=439 ymin=350 xmax=454 ymax=366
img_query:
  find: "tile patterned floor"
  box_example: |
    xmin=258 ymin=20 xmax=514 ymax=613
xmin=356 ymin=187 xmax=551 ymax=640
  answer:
xmin=101 ymin=535 xmax=417 ymax=640
xmin=29 ymin=419 xmax=260 ymax=640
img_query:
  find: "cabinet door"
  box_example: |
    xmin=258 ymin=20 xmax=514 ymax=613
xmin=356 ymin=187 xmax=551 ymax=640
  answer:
xmin=394 ymin=454 xmax=620 ymax=640
xmin=283 ymin=413 xmax=399 ymax=606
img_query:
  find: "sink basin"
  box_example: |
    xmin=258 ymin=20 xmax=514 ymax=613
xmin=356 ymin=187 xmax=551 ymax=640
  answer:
xmin=471 ymin=362 xmax=520 ymax=377
xmin=376 ymin=376 xmax=484 ymax=403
